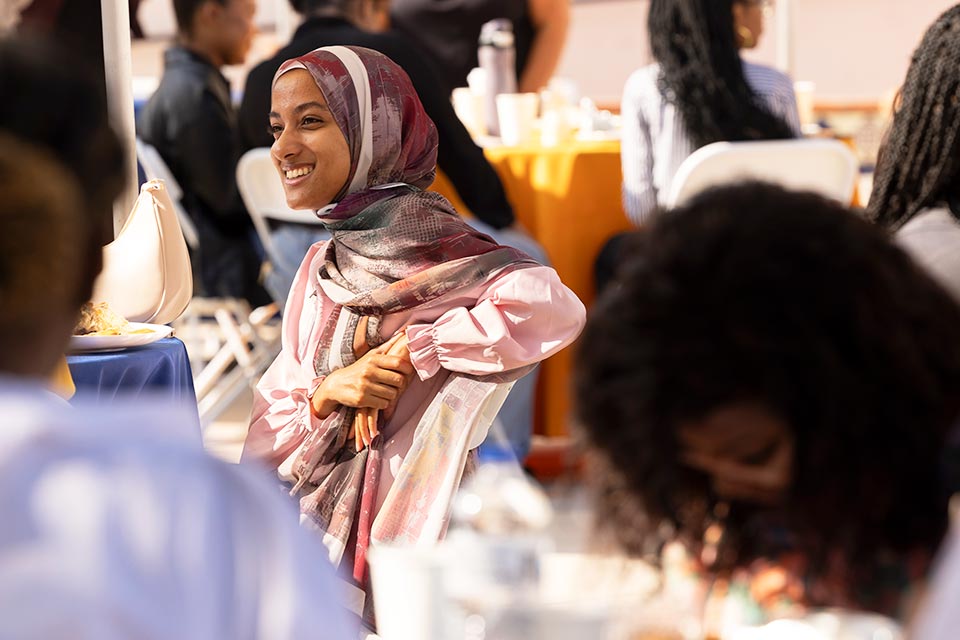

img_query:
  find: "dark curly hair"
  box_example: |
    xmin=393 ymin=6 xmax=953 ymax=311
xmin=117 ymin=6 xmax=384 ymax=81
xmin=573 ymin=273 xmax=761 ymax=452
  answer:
xmin=648 ymin=0 xmax=794 ymax=148
xmin=575 ymin=182 xmax=960 ymax=596
xmin=868 ymin=5 xmax=960 ymax=230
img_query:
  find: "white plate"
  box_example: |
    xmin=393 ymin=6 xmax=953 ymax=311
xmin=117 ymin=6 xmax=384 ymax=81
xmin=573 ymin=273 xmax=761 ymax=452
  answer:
xmin=68 ymin=323 xmax=173 ymax=353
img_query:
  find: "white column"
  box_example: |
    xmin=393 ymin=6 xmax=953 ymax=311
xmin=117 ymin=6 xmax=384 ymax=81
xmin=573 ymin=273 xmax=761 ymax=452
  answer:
xmin=775 ymin=0 xmax=794 ymax=76
xmin=101 ymin=0 xmax=139 ymax=233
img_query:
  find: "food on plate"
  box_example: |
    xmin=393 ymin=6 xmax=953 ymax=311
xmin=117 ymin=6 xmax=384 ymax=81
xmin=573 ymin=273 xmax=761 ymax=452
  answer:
xmin=73 ymin=302 xmax=130 ymax=336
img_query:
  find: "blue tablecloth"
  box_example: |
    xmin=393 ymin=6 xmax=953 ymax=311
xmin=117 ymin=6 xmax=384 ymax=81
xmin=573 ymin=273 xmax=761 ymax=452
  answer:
xmin=67 ymin=337 xmax=201 ymax=432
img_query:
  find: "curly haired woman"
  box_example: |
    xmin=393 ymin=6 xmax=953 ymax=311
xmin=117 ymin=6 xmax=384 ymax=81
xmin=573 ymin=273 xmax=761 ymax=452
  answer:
xmin=577 ymin=182 xmax=960 ymax=631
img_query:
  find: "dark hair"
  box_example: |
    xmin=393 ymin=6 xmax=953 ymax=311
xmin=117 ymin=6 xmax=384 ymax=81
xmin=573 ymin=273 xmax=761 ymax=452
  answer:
xmin=0 ymin=135 xmax=87 ymax=330
xmin=173 ymin=0 xmax=227 ymax=33
xmin=868 ymin=5 xmax=960 ymax=229
xmin=0 ymin=36 xmax=125 ymax=296
xmin=575 ymin=182 xmax=960 ymax=596
xmin=648 ymin=0 xmax=794 ymax=148
xmin=288 ymin=0 xmax=388 ymax=18
xmin=288 ymin=0 xmax=347 ymax=13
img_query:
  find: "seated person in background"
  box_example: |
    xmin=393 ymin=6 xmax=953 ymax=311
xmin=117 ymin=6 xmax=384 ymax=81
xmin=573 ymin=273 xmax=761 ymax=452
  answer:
xmin=596 ymin=0 xmax=800 ymax=293
xmin=138 ymin=0 xmax=270 ymax=306
xmin=868 ymin=5 xmax=960 ymax=302
xmin=621 ymin=0 xmax=799 ymax=227
xmin=389 ymin=0 xmax=569 ymax=94
xmin=239 ymin=0 xmax=545 ymax=461
xmin=576 ymin=183 xmax=960 ymax=631
xmin=0 ymin=37 xmax=353 ymax=639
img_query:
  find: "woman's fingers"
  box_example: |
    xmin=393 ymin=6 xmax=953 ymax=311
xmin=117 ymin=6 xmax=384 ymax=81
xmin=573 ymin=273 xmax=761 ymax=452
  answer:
xmin=368 ymin=367 xmax=408 ymax=389
xmin=356 ymin=409 xmax=369 ymax=451
xmin=354 ymin=408 xmax=379 ymax=451
xmin=368 ymin=354 xmax=415 ymax=376
xmin=354 ymin=412 xmax=364 ymax=452
xmin=374 ymin=330 xmax=405 ymax=354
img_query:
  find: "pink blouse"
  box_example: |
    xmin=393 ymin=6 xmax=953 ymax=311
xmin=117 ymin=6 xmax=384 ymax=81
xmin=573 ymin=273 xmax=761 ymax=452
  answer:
xmin=242 ymin=242 xmax=585 ymax=515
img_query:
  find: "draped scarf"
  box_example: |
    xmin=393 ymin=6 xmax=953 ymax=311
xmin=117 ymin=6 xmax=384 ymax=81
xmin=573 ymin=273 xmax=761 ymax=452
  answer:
xmin=273 ymin=46 xmax=538 ymax=587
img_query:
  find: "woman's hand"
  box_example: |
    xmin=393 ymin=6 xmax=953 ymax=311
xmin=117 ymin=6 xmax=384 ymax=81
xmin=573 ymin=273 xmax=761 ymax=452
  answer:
xmin=310 ymin=332 xmax=414 ymax=419
xmin=353 ymin=333 xmax=413 ymax=451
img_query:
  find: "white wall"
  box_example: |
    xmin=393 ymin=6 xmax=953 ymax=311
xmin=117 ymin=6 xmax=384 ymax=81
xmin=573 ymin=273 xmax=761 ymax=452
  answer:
xmin=137 ymin=0 xmax=957 ymax=105
xmin=557 ymin=0 xmax=957 ymax=105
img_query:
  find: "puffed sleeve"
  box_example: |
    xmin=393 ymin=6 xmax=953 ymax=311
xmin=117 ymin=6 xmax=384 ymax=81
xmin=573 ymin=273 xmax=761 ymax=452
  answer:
xmin=404 ymin=266 xmax=585 ymax=380
xmin=242 ymin=244 xmax=337 ymax=469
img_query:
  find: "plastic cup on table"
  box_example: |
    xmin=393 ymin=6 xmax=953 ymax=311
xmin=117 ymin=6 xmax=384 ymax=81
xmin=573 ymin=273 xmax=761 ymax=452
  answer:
xmin=496 ymin=93 xmax=539 ymax=146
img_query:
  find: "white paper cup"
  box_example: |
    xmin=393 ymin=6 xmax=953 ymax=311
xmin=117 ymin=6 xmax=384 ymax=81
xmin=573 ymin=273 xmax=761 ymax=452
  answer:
xmin=368 ymin=543 xmax=446 ymax=640
xmin=794 ymin=80 xmax=816 ymax=127
xmin=496 ymin=93 xmax=539 ymax=146
xmin=451 ymin=87 xmax=485 ymax=140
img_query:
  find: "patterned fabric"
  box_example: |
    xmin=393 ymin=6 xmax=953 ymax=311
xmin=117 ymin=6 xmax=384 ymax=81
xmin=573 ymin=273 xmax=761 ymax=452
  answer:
xmin=273 ymin=46 xmax=538 ymax=586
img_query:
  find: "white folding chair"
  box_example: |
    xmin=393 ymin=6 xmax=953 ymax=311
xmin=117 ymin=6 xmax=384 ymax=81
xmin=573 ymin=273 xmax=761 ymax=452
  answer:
xmin=666 ymin=139 xmax=859 ymax=208
xmin=236 ymin=148 xmax=321 ymax=264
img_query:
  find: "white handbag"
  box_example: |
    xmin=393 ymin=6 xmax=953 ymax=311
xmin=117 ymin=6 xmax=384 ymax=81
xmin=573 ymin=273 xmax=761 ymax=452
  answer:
xmin=90 ymin=179 xmax=193 ymax=324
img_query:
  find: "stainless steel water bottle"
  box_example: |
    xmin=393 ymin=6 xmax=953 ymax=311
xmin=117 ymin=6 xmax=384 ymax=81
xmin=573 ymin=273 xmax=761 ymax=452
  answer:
xmin=478 ymin=18 xmax=518 ymax=137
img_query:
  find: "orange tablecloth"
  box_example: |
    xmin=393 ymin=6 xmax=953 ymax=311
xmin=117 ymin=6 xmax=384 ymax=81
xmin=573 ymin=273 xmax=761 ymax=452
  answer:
xmin=431 ymin=139 xmax=632 ymax=437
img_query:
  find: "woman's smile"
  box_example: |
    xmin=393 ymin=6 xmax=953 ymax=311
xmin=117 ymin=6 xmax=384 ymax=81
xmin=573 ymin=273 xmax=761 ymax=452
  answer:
xmin=282 ymin=163 xmax=315 ymax=183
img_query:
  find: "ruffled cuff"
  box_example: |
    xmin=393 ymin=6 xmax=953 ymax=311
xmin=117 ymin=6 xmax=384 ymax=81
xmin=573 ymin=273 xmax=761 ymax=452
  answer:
xmin=406 ymin=323 xmax=442 ymax=380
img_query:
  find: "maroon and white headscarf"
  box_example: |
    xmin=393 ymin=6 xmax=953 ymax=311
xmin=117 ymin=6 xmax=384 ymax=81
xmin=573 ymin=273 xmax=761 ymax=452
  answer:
xmin=273 ymin=46 xmax=537 ymax=598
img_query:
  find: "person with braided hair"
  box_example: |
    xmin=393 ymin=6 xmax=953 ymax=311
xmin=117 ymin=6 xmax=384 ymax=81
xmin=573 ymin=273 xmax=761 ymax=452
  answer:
xmin=620 ymin=0 xmax=801 ymax=227
xmin=869 ymin=5 xmax=960 ymax=302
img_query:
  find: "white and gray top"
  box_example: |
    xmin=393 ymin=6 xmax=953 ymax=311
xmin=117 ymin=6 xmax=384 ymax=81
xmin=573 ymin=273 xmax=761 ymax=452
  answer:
xmin=620 ymin=60 xmax=802 ymax=226
xmin=897 ymin=207 xmax=960 ymax=303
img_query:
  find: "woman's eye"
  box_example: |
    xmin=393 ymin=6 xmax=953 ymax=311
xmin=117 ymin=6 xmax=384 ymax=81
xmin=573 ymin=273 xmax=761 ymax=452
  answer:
xmin=302 ymin=116 xmax=322 ymax=126
xmin=268 ymin=123 xmax=283 ymax=139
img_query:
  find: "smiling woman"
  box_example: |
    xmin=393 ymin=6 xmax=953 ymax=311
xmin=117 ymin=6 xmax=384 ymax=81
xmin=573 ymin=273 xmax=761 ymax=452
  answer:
xmin=241 ymin=45 xmax=585 ymax=621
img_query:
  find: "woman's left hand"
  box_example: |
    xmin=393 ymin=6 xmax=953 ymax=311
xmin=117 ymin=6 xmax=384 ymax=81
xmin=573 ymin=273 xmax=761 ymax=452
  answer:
xmin=353 ymin=333 xmax=413 ymax=451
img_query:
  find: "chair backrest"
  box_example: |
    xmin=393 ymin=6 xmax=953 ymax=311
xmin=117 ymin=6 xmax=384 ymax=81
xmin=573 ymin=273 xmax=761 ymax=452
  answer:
xmin=236 ymin=148 xmax=320 ymax=262
xmin=135 ymin=138 xmax=200 ymax=249
xmin=665 ymin=139 xmax=859 ymax=208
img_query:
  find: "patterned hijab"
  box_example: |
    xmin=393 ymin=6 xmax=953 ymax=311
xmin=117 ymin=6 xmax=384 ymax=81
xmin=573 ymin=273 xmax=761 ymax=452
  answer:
xmin=274 ymin=46 xmax=537 ymax=595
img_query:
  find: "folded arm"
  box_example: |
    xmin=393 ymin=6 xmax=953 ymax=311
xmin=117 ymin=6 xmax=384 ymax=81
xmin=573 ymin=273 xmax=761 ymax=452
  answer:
xmin=404 ymin=266 xmax=585 ymax=380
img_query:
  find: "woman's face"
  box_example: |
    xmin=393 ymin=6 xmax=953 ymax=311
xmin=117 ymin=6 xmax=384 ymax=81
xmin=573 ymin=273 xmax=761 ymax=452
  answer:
xmin=269 ymin=69 xmax=352 ymax=211
xmin=732 ymin=0 xmax=767 ymax=49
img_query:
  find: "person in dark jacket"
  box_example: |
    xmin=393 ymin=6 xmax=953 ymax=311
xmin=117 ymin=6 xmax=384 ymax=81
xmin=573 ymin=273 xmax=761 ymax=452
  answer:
xmin=138 ymin=0 xmax=270 ymax=306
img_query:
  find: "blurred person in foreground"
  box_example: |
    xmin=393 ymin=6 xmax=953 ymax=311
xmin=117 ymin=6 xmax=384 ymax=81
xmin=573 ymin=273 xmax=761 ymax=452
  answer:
xmin=389 ymin=0 xmax=569 ymax=94
xmin=0 ymin=37 xmax=353 ymax=639
xmin=239 ymin=0 xmax=546 ymax=461
xmin=138 ymin=0 xmax=271 ymax=306
xmin=869 ymin=4 xmax=960 ymax=302
xmin=576 ymin=182 xmax=960 ymax=632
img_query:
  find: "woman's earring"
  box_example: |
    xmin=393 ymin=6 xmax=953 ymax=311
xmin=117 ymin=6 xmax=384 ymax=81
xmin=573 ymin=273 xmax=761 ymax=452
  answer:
xmin=737 ymin=25 xmax=756 ymax=48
